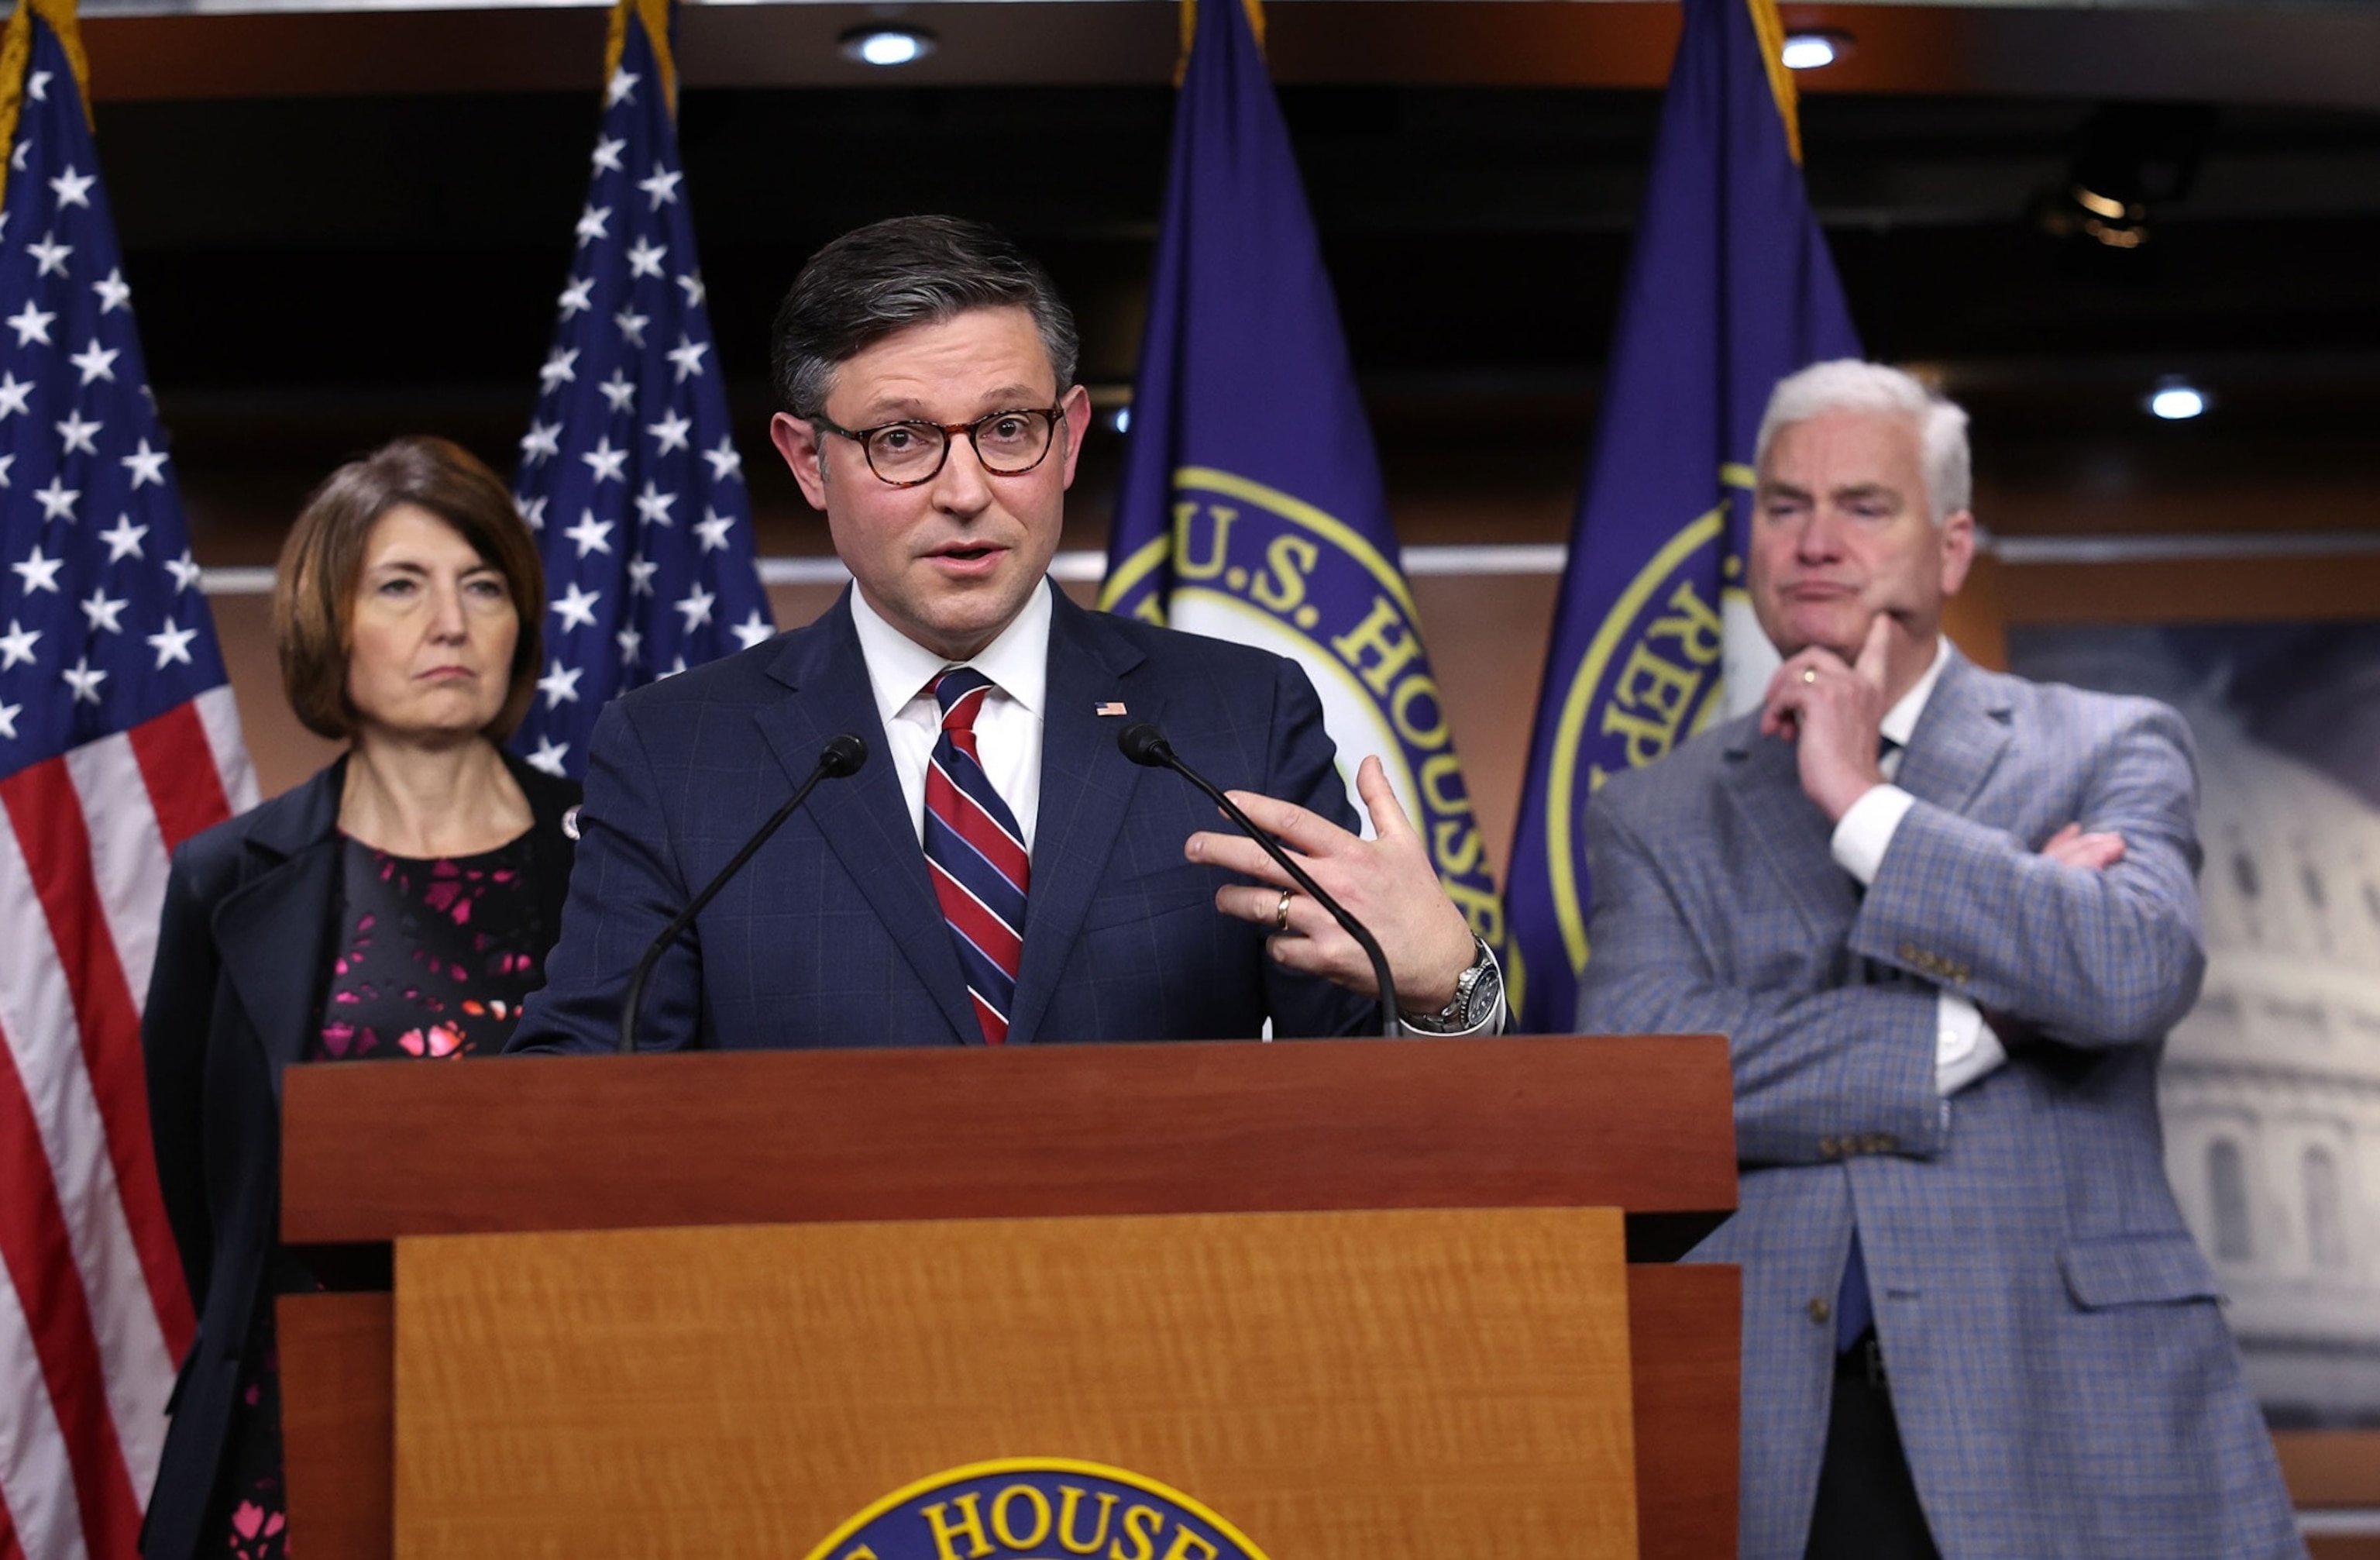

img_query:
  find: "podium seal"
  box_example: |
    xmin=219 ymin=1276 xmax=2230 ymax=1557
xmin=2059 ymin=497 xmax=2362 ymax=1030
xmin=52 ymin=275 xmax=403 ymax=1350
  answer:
xmin=805 ymin=1458 xmax=1271 ymax=1560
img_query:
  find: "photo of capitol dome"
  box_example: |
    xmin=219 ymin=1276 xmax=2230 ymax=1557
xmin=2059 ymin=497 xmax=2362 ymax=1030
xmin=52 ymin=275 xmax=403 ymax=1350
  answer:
xmin=2010 ymin=622 xmax=2380 ymax=1428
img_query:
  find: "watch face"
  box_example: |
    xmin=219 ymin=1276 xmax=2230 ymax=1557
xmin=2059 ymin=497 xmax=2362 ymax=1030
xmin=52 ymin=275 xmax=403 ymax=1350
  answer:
xmin=1464 ymin=960 xmax=1504 ymax=1027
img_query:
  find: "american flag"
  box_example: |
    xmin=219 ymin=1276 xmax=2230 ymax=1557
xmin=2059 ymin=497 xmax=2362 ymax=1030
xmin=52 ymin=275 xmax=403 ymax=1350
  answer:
xmin=0 ymin=10 xmax=256 ymax=1559
xmin=511 ymin=0 xmax=772 ymax=780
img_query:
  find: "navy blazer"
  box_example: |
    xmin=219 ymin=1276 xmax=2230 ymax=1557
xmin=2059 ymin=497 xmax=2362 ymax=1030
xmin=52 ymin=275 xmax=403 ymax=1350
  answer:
xmin=511 ymin=584 xmax=1377 ymax=1052
xmin=137 ymin=750 xmax=578 ymax=1560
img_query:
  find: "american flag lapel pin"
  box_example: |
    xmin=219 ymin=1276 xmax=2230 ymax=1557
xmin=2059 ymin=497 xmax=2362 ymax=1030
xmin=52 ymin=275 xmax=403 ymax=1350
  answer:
xmin=1095 ymin=701 xmax=1129 ymax=717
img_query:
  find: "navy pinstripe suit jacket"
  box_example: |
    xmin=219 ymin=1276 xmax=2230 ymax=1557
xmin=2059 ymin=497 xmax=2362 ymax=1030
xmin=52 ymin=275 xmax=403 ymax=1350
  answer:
xmin=510 ymin=582 xmax=1376 ymax=1052
xmin=1577 ymin=646 xmax=2302 ymax=1560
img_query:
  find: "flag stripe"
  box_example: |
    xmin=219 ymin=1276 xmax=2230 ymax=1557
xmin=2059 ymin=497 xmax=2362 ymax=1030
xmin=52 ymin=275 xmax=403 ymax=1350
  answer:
xmin=0 ymin=763 xmax=195 ymax=1354
xmin=191 ymin=685 xmax=259 ymax=814
xmin=127 ymin=701 xmax=232 ymax=856
xmin=0 ymin=814 xmax=177 ymax=1502
xmin=64 ymin=735 xmax=167 ymax=1021
xmin=0 ymin=1255 xmax=90 ymax=1560
xmin=0 ymin=1029 xmax=139 ymax=1560
xmin=0 ymin=1498 xmax=29 ymax=1560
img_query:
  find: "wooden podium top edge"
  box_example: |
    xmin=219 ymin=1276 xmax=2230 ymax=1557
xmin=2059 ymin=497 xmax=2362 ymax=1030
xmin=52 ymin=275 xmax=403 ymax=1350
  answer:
xmin=282 ymin=1033 xmax=1738 ymax=1245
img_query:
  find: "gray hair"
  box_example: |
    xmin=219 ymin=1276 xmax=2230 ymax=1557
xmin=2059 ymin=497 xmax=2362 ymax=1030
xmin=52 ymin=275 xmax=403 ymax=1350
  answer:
xmin=1753 ymin=360 xmax=1972 ymax=526
xmin=770 ymin=215 xmax=1081 ymax=418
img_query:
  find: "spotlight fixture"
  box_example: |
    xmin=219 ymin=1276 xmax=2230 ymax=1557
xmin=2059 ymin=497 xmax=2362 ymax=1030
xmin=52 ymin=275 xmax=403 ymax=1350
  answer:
xmin=840 ymin=26 xmax=934 ymax=67
xmin=2037 ymin=104 xmax=2218 ymax=253
xmin=2148 ymin=379 xmax=2207 ymax=422
xmin=1780 ymin=30 xmax=1852 ymax=71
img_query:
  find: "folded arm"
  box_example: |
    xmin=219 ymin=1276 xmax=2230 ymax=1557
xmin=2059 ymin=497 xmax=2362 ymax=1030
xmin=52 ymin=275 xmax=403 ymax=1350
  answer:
xmin=1575 ymin=797 xmax=1945 ymax=1166
xmin=1852 ymin=702 xmax=2206 ymax=1049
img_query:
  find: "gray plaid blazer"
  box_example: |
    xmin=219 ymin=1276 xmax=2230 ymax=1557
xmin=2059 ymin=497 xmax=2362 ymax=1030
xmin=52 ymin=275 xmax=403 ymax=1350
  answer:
xmin=1577 ymin=645 xmax=2301 ymax=1560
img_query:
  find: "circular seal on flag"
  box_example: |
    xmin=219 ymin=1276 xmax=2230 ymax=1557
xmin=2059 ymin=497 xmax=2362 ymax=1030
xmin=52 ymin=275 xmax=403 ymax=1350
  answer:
xmin=803 ymin=1458 xmax=1272 ymax=1560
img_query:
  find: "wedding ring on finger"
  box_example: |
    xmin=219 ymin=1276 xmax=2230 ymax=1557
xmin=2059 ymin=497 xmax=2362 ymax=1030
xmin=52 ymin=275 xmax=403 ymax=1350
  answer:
xmin=1275 ymin=887 xmax=1294 ymax=933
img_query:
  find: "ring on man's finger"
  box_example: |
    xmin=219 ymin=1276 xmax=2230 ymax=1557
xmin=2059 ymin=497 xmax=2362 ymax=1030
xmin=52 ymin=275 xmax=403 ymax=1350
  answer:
xmin=1275 ymin=887 xmax=1294 ymax=933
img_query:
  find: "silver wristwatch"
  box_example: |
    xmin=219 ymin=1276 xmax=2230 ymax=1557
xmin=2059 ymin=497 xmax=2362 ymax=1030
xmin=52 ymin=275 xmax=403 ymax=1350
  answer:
xmin=1405 ymin=935 xmax=1501 ymax=1033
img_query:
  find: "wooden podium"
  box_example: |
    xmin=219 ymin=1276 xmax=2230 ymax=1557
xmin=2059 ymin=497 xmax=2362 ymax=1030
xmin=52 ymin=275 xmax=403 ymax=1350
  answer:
xmin=274 ymin=1035 xmax=1739 ymax=1558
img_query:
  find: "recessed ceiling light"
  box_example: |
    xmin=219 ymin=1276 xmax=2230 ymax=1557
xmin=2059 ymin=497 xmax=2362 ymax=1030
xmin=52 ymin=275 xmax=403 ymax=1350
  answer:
xmin=1781 ymin=31 xmax=1850 ymax=71
xmin=2148 ymin=381 xmax=2207 ymax=421
xmin=841 ymin=26 xmax=934 ymax=68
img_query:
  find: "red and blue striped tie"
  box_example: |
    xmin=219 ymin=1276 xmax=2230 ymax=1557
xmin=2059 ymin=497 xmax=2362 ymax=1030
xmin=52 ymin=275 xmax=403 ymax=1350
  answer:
xmin=923 ymin=667 xmax=1031 ymax=1045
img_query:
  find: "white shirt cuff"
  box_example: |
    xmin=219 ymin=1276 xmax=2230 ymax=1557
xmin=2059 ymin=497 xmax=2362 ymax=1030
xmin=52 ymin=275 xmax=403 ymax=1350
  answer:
xmin=1937 ymin=993 xmax=2008 ymax=1096
xmin=1831 ymin=783 xmax=1917 ymax=887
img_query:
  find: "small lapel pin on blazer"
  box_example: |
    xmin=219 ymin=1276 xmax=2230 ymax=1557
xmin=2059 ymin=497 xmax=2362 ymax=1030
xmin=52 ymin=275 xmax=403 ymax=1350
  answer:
xmin=1095 ymin=701 xmax=1129 ymax=717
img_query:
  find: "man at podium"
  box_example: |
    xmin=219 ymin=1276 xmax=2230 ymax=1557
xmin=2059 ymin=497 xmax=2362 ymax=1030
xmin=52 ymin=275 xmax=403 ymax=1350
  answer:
xmin=510 ymin=215 xmax=1503 ymax=1055
xmin=1574 ymin=363 xmax=2299 ymax=1559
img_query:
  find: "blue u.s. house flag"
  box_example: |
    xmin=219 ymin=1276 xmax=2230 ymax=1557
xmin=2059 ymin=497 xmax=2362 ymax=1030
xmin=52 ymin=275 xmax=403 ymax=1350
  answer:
xmin=511 ymin=0 xmax=770 ymax=780
xmin=1502 ymin=0 xmax=1861 ymax=1029
xmin=1101 ymin=0 xmax=1502 ymax=953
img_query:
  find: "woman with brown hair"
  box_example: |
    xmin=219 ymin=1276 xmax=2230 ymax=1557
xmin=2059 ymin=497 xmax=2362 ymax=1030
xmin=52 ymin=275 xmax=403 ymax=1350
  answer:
xmin=138 ymin=438 xmax=579 ymax=1560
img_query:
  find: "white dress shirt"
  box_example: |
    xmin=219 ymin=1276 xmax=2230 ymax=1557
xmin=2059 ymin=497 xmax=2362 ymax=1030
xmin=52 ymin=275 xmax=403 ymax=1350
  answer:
xmin=846 ymin=585 xmax=1500 ymax=1035
xmin=850 ymin=583 xmax=1051 ymax=851
xmin=1827 ymin=640 xmax=2009 ymax=1097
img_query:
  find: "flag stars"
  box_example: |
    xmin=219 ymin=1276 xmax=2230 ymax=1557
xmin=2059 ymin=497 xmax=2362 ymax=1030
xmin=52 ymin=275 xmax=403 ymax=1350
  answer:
xmin=27 ymin=71 xmax=50 ymax=102
xmin=0 ymin=618 xmax=39 ymax=669
xmin=638 ymin=162 xmax=683 ymax=210
xmin=56 ymin=409 xmax=101 ymax=456
xmin=673 ymin=585 xmax=717 ymax=632
xmin=558 ymin=275 xmax=595 ymax=319
xmin=68 ymin=339 xmax=118 ymax=386
xmin=122 ymin=439 xmax=170 ymax=488
xmin=537 ymin=659 xmax=584 ymax=708
xmin=625 ymin=553 xmax=658 ymax=597
xmin=552 ymin=581 xmax=603 ymax=631
xmin=526 ymin=734 xmax=570 ymax=777
xmin=0 ymin=700 xmax=19 ymax=739
xmin=703 ymin=436 xmax=743 ymax=483
xmin=80 ymin=588 xmax=128 ymax=635
xmin=614 ymin=307 xmax=649 ymax=349
xmin=520 ymin=419 xmax=562 ymax=464
xmin=12 ymin=546 xmax=62 ymax=594
xmin=666 ymin=334 xmax=710 ymax=384
xmin=632 ymin=482 xmax=676 ymax=528
xmin=34 ymin=477 xmax=77 ymax=522
xmin=7 ymin=139 xmax=24 ymax=174
xmin=0 ymin=371 xmax=29 ymax=418
xmin=0 ymin=453 xmax=13 ymax=488
xmin=26 ymin=231 xmax=71 ymax=277
xmin=92 ymin=268 xmax=130 ymax=314
xmin=539 ymin=347 xmax=580 ymax=393
xmin=606 ymin=66 xmax=639 ymax=106
xmin=61 ymin=656 xmax=107 ymax=704
xmin=7 ymin=300 xmax=54 ymax=347
xmin=598 ymin=368 xmax=637 ymax=413
xmin=590 ymin=135 xmax=627 ymax=174
xmin=625 ymin=237 xmax=669 ymax=280
xmin=695 ymin=508 xmax=736 ymax=553
xmin=147 ymin=622 xmax=198 ymax=669
xmin=677 ymin=271 xmax=707 ymax=309
xmin=562 ymin=511 xmax=614 ymax=559
xmin=166 ymin=549 xmax=203 ymax=594
xmin=48 ymin=165 xmax=94 ymax=208
xmin=580 ymin=436 xmax=628 ymax=484
xmin=645 ymin=408 xmax=692 ymax=453
xmin=517 ymin=494 xmax=548 ymax=531
xmin=615 ymin=624 xmax=642 ymax=666
xmin=575 ymin=204 xmax=613 ymax=248
xmin=731 ymin=609 xmax=773 ymax=650
xmin=98 ymin=515 xmax=146 ymax=561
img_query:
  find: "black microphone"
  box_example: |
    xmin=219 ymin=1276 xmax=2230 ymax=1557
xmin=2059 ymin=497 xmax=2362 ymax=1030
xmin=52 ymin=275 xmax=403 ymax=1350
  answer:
xmin=617 ymin=733 xmax=868 ymax=1054
xmin=1118 ymin=721 xmax=1400 ymax=1037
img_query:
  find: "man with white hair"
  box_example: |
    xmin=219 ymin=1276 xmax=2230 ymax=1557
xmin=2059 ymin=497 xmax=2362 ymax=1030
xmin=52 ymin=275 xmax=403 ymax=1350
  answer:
xmin=1577 ymin=361 xmax=2299 ymax=1558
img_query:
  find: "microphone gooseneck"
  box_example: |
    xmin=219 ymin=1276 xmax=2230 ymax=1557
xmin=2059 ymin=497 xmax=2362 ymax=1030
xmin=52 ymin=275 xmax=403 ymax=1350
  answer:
xmin=617 ymin=733 xmax=870 ymax=1054
xmin=1118 ymin=721 xmax=1400 ymax=1037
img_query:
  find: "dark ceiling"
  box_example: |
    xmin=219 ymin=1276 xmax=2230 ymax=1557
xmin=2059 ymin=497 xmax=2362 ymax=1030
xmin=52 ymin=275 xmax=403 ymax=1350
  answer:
xmin=91 ymin=78 xmax=2380 ymax=546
